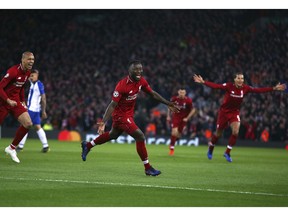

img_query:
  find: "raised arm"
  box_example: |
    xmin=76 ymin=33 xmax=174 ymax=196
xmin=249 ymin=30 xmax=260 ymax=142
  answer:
xmin=249 ymin=82 xmax=286 ymax=93
xmin=193 ymin=74 xmax=227 ymax=89
xmin=193 ymin=74 xmax=205 ymax=84
xmin=273 ymin=83 xmax=286 ymax=91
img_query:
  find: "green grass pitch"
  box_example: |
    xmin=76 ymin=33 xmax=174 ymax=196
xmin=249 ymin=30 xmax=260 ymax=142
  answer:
xmin=0 ymin=138 xmax=288 ymax=207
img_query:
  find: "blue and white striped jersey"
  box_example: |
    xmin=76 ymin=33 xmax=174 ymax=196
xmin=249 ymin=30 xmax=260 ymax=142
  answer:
xmin=27 ymin=80 xmax=45 ymax=112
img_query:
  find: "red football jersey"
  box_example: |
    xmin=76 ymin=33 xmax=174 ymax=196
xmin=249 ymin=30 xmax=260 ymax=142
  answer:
xmin=112 ymin=76 xmax=152 ymax=118
xmin=0 ymin=64 xmax=31 ymax=104
xmin=204 ymin=81 xmax=273 ymax=113
xmin=170 ymin=95 xmax=193 ymax=120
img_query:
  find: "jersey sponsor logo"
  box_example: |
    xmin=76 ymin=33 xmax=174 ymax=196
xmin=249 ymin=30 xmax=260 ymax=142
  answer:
xmin=126 ymin=93 xmax=138 ymax=100
xmin=230 ymin=90 xmax=243 ymax=98
xmin=13 ymin=81 xmax=26 ymax=87
xmin=113 ymin=91 xmax=119 ymax=97
xmin=4 ymin=73 xmax=9 ymax=78
xmin=174 ymin=101 xmax=186 ymax=109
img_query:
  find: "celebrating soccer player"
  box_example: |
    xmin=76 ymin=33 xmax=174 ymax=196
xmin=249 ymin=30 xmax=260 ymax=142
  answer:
xmin=167 ymin=87 xmax=196 ymax=156
xmin=0 ymin=51 xmax=35 ymax=163
xmin=81 ymin=60 xmax=180 ymax=176
xmin=193 ymin=73 xmax=286 ymax=162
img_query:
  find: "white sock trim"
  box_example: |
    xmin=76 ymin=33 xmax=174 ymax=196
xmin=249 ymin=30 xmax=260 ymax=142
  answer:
xmin=143 ymin=160 xmax=149 ymax=164
xmin=227 ymin=145 xmax=233 ymax=150
xmin=91 ymin=140 xmax=96 ymax=146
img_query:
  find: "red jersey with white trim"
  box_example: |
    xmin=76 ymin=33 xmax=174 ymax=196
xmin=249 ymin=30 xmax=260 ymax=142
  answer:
xmin=170 ymin=95 xmax=193 ymax=120
xmin=112 ymin=76 xmax=152 ymax=118
xmin=0 ymin=64 xmax=30 ymax=104
xmin=204 ymin=81 xmax=273 ymax=113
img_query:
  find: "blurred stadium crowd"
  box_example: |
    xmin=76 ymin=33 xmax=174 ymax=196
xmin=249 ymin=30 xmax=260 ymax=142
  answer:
xmin=0 ymin=10 xmax=287 ymax=143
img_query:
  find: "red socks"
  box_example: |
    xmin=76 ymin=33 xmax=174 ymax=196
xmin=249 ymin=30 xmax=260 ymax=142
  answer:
xmin=169 ymin=135 xmax=177 ymax=150
xmin=87 ymin=133 xmax=152 ymax=170
xmin=136 ymin=140 xmax=151 ymax=170
xmin=225 ymin=134 xmax=238 ymax=154
xmin=211 ymin=134 xmax=219 ymax=145
xmin=10 ymin=126 xmax=29 ymax=149
xmin=87 ymin=132 xmax=110 ymax=149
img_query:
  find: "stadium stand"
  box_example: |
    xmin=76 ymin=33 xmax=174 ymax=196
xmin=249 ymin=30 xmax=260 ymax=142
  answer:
xmin=0 ymin=9 xmax=287 ymax=142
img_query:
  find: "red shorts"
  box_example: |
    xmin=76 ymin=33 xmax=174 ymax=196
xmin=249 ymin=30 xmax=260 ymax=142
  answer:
xmin=171 ymin=117 xmax=187 ymax=133
xmin=216 ymin=109 xmax=240 ymax=130
xmin=112 ymin=116 xmax=139 ymax=135
xmin=0 ymin=101 xmax=27 ymax=124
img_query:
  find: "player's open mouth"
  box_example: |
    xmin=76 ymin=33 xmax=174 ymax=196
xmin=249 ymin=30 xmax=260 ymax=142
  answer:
xmin=136 ymin=75 xmax=141 ymax=79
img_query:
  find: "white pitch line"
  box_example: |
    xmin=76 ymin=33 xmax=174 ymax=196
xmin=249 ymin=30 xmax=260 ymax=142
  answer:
xmin=0 ymin=176 xmax=287 ymax=197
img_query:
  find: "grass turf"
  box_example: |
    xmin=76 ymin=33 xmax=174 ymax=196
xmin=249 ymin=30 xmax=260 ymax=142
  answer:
xmin=0 ymin=138 xmax=288 ymax=207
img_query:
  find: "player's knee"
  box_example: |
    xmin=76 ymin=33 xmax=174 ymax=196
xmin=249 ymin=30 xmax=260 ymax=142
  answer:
xmin=109 ymin=133 xmax=119 ymax=140
xmin=135 ymin=131 xmax=145 ymax=142
xmin=23 ymin=121 xmax=33 ymax=129
xmin=171 ymin=130 xmax=178 ymax=137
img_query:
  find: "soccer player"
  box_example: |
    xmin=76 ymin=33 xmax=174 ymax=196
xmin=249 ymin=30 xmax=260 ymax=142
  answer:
xmin=193 ymin=73 xmax=286 ymax=162
xmin=17 ymin=69 xmax=49 ymax=153
xmin=166 ymin=88 xmax=196 ymax=156
xmin=0 ymin=51 xmax=35 ymax=163
xmin=81 ymin=60 xmax=180 ymax=176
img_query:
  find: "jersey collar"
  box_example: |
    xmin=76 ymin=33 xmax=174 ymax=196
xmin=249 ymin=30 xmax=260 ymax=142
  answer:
xmin=127 ymin=75 xmax=136 ymax=83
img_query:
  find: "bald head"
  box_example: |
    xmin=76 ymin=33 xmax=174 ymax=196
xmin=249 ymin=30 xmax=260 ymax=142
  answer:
xmin=22 ymin=51 xmax=34 ymax=59
xmin=21 ymin=51 xmax=35 ymax=71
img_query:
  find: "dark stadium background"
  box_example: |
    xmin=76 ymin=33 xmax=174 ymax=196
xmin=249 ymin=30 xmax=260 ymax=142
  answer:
xmin=0 ymin=9 xmax=287 ymax=145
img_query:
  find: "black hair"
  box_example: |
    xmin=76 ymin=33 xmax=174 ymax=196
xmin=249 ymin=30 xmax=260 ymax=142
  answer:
xmin=233 ymin=71 xmax=244 ymax=79
xmin=128 ymin=59 xmax=142 ymax=68
xmin=31 ymin=69 xmax=39 ymax=74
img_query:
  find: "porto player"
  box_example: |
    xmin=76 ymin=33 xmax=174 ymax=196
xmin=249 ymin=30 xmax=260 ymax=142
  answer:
xmin=193 ymin=73 xmax=286 ymax=162
xmin=0 ymin=51 xmax=34 ymax=163
xmin=18 ymin=69 xmax=49 ymax=153
xmin=81 ymin=60 xmax=180 ymax=176
xmin=166 ymin=88 xmax=196 ymax=156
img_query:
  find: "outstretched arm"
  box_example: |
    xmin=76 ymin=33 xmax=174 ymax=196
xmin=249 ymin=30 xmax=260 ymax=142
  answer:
xmin=97 ymin=100 xmax=118 ymax=134
xmin=249 ymin=82 xmax=286 ymax=93
xmin=193 ymin=74 xmax=205 ymax=84
xmin=193 ymin=74 xmax=227 ymax=89
xmin=273 ymin=83 xmax=286 ymax=91
xmin=147 ymin=90 xmax=180 ymax=113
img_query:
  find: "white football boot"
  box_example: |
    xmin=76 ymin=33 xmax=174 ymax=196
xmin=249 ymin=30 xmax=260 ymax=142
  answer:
xmin=5 ymin=146 xmax=20 ymax=163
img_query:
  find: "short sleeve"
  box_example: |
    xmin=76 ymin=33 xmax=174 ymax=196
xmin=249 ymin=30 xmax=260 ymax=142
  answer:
xmin=112 ymin=82 xmax=123 ymax=103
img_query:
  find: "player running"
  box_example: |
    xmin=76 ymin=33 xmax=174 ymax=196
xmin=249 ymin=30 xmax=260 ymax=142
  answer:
xmin=17 ymin=69 xmax=49 ymax=153
xmin=0 ymin=51 xmax=34 ymax=163
xmin=193 ymin=73 xmax=286 ymax=162
xmin=81 ymin=60 xmax=180 ymax=176
xmin=167 ymin=87 xmax=196 ymax=156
